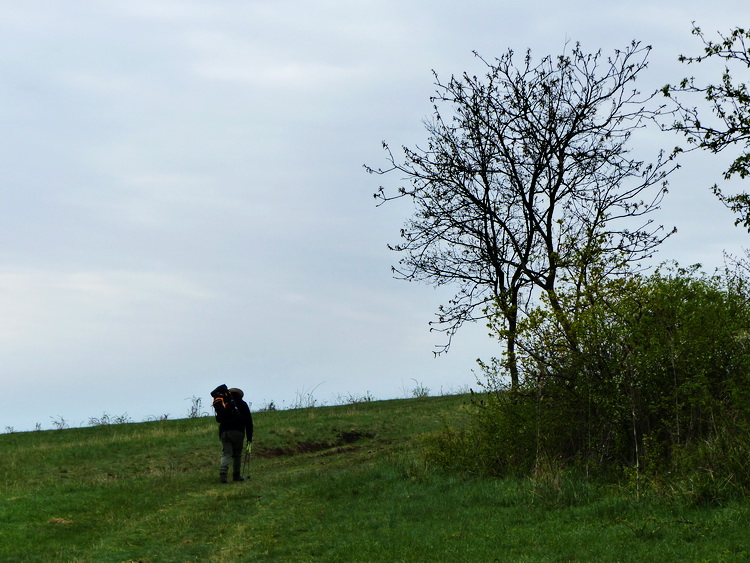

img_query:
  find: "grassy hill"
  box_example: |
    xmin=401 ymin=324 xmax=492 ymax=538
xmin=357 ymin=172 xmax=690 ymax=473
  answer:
xmin=1 ymin=394 xmax=748 ymax=562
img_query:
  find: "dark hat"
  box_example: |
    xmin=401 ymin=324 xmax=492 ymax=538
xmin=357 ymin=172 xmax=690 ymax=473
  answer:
xmin=228 ymin=388 xmax=244 ymax=398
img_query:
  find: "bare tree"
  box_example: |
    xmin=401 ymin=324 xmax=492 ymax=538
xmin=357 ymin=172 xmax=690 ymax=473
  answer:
xmin=368 ymin=41 xmax=675 ymax=388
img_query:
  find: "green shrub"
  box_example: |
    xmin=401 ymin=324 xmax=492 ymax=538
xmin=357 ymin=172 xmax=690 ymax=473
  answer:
xmin=427 ymin=266 xmax=750 ymax=500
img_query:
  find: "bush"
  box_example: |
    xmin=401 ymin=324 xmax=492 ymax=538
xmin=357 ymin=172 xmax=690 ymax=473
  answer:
xmin=425 ymin=266 xmax=750 ymax=499
xmin=421 ymin=391 xmax=537 ymax=477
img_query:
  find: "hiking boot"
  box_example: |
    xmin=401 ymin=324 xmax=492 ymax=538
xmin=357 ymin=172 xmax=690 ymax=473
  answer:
xmin=220 ymin=472 xmax=228 ymax=484
xmin=233 ymin=474 xmax=245 ymax=482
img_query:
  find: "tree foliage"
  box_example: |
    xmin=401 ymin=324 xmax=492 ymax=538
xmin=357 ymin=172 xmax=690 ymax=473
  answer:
xmin=664 ymin=24 xmax=750 ymax=230
xmin=369 ymin=42 xmax=675 ymax=387
xmin=429 ymin=266 xmax=750 ymax=502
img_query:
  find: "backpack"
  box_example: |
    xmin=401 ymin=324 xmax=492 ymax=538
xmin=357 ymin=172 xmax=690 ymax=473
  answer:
xmin=210 ymin=384 xmax=243 ymax=424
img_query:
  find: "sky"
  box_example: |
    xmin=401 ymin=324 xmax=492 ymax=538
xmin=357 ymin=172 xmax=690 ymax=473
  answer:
xmin=1 ymin=0 xmax=748 ymax=431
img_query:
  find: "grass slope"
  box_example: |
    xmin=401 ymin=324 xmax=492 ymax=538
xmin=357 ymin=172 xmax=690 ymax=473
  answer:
xmin=1 ymin=394 xmax=748 ymax=562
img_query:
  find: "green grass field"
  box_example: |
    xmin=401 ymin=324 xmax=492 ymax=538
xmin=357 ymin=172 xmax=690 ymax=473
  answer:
xmin=1 ymin=394 xmax=748 ymax=562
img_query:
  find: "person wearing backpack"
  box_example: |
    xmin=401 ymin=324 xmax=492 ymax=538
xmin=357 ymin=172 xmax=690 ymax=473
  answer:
xmin=211 ymin=385 xmax=254 ymax=484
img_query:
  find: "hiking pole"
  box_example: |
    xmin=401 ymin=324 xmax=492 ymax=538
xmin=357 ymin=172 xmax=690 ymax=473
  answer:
xmin=243 ymin=442 xmax=252 ymax=476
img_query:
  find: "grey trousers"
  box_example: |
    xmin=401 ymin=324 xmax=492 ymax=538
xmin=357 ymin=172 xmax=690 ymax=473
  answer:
xmin=220 ymin=430 xmax=245 ymax=475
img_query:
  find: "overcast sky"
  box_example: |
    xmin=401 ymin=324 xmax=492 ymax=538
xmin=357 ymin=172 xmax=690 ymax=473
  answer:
xmin=1 ymin=1 xmax=748 ymax=431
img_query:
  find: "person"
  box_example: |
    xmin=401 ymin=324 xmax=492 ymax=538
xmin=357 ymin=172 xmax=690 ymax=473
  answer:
xmin=215 ymin=387 xmax=254 ymax=484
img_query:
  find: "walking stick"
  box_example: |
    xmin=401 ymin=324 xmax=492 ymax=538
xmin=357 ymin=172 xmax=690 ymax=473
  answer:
xmin=243 ymin=442 xmax=252 ymax=476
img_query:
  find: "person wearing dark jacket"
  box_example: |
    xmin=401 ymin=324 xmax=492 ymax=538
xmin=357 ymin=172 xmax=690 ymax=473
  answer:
xmin=215 ymin=387 xmax=254 ymax=483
